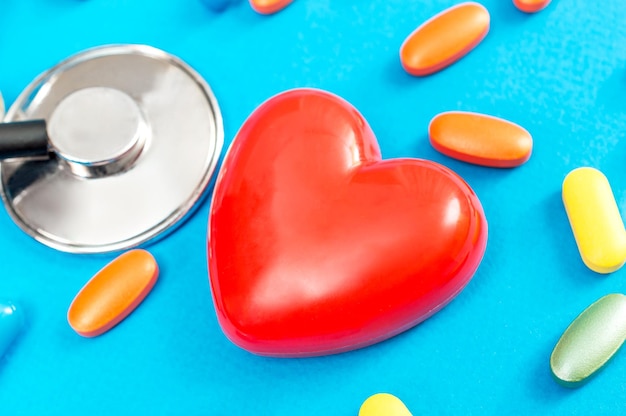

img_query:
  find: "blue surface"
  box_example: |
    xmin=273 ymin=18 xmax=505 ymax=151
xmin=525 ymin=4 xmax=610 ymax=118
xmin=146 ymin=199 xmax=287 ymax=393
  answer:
xmin=1 ymin=0 xmax=626 ymax=414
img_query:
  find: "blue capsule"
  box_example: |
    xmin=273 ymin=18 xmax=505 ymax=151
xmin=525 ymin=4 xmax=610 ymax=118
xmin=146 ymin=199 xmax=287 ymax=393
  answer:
xmin=0 ymin=301 xmax=23 ymax=359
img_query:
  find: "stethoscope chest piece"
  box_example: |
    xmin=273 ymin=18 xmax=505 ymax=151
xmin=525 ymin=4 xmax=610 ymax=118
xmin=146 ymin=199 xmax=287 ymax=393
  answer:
xmin=1 ymin=44 xmax=224 ymax=253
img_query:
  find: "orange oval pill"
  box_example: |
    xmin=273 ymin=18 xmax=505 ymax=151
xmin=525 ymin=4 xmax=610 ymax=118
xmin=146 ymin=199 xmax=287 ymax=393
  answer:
xmin=513 ymin=0 xmax=551 ymax=13
xmin=429 ymin=111 xmax=533 ymax=167
xmin=249 ymin=0 xmax=293 ymax=14
xmin=400 ymin=2 xmax=490 ymax=76
xmin=68 ymin=249 xmax=159 ymax=337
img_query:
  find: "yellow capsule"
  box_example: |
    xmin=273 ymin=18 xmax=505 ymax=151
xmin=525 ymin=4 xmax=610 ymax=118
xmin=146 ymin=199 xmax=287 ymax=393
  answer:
xmin=359 ymin=393 xmax=412 ymax=416
xmin=562 ymin=167 xmax=626 ymax=273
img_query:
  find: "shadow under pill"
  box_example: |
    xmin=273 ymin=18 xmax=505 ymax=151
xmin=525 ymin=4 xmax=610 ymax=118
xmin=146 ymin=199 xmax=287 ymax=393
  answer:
xmin=383 ymin=57 xmax=422 ymax=89
xmin=527 ymin=343 xmax=573 ymax=404
xmin=488 ymin=0 xmax=538 ymax=26
xmin=540 ymin=190 xmax=602 ymax=283
xmin=433 ymin=155 xmax=519 ymax=192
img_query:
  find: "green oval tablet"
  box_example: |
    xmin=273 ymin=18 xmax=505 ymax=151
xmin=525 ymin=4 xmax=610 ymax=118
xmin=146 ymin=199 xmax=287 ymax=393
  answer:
xmin=550 ymin=293 xmax=626 ymax=387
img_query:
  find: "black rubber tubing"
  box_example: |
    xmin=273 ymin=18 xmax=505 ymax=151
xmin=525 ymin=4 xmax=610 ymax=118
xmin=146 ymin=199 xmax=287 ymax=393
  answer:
xmin=0 ymin=120 xmax=50 ymax=159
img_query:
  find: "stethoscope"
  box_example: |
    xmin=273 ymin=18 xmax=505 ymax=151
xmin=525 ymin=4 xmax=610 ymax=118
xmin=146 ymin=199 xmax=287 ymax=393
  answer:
xmin=0 ymin=44 xmax=223 ymax=254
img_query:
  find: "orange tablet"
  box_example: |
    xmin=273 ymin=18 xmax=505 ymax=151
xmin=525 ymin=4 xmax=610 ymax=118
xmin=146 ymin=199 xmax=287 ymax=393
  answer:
xmin=429 ymin=111 xmax=533 ymax=167
xmin=68 ymin=249 xmax=159 ymax=337
xmin=249 ymin=0 xmax=293 ymax=14
xmin=514 ymin=0 xmax=551 ymax=13
xmin=400 ymin=2 xmax=490 ymax=76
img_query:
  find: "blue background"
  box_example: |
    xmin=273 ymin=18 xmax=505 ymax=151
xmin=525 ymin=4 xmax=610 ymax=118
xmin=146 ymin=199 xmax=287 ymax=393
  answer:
xmin=1 ymin=0 xmax=626 ymax=414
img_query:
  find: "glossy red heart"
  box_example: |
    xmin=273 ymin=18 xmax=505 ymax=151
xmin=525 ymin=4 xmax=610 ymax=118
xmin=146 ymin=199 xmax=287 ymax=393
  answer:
xmin=208 ymin=89 xmax=487 ymax=357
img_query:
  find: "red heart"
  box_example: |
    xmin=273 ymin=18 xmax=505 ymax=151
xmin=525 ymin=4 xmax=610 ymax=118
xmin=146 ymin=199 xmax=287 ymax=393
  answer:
xmin=208 ymin=89 xmax=487 ymax=357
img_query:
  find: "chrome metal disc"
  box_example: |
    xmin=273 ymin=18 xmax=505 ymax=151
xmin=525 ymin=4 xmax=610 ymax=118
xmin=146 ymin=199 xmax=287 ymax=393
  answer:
xmin=0 ymin=92 xmax=4 ymax=120
xmin=2 ymin=44 xmax=224 ymax=253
